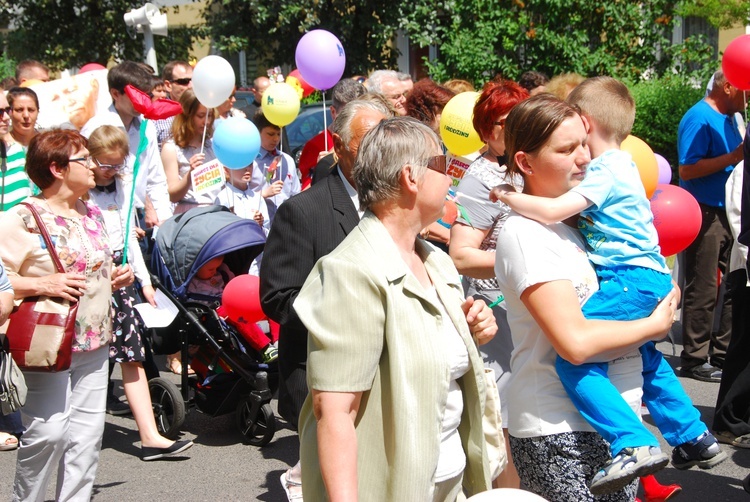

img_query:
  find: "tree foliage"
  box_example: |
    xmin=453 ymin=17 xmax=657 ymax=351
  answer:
xmin=402 ymin=0 xmax=701 ymax=86
xmin=677 ymin=0 xmax=750 ymax=29
xmin=1 ymin=0 xmax=199 ymax=72
xmin=203 ymin=0 xmax=404 ymax=76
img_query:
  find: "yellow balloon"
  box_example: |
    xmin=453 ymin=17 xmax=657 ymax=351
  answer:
xmin=620 ymin=135 xmax=658 ymax=199
xmin=261 ymin=83 xmax=301 ymax=127
xmin=439 ymin=92 xmax=484 ymax=156
xmin=20 ymin=79 xmax=44 ymax=88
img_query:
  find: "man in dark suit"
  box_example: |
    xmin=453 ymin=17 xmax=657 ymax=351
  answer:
xmin=260 ymin=97 xmax=390 ymax=498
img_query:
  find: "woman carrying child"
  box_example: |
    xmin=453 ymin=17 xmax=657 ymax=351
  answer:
xmin=88 ymin=125 xmax=193 ymax=461
xmin=493 ymin=95 xmax=679 ymax=501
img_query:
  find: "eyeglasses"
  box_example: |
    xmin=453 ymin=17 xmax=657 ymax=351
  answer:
xmin=68 ymin=156 xmax=94 ymax=169
xmin=493 ymin=118 xmax=506 ymax=127
xmin=0 ymin=107 xmax=11 ymax=116
xmin=173 ymin=78 xmax=192 ymax=86
xmin=425 ymin=155 xmax=447 ymax=175
xmin=94 ymin=159 xmax=125 ymax=171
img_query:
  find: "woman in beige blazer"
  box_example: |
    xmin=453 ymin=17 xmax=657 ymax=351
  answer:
xmin=294 ymin=117 xmax=497 ymax=501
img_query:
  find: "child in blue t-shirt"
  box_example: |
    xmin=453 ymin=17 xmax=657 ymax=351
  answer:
xmin=492 ymin=77 xmax=726 ymax=495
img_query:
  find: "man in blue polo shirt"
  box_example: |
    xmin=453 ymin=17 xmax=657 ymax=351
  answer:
xmin=677 ymin=69 xmax=747 ymax=382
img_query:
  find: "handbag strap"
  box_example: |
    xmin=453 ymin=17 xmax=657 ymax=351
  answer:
xmin=19 ymin=202 xmax=66 ymax=274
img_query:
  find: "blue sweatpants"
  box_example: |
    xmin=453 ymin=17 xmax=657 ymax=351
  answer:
xmin=556 ymin=265 xmax=707 ymax=456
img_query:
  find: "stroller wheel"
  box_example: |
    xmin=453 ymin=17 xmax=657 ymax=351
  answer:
xmin=237 ymin=399 xmax=276 ymax=446
xmin=149 ymin=377 xmax=186 ymax=439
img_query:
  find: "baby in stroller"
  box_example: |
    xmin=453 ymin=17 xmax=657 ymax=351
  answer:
xmin=187 ymin=255 xmax=278 ymax=364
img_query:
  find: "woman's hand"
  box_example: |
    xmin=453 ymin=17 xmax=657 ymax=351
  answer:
xmin=262 ymin=180 xmax=284 ymax=198
xmin=648 ymin=288 xmax=679 ymax=341
xmin=36 ymin=273 xmax=87 ymax=302
xmin=141 ymin=284 xmax=157 ymax=307
xmin=462 ymin=296 xmax=497 ymax=345
xmin=189 ymin=152 xmax=206 ymax=172
xmin=111 ymin=264 xmax=135 ymax=291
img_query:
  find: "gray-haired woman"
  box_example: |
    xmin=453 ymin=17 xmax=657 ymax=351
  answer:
xmin=295 ymin=117 xmax=497 ymax=501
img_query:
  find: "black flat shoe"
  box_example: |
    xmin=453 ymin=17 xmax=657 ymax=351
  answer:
xmin=141 ymin=440 xmax=193 ymax=461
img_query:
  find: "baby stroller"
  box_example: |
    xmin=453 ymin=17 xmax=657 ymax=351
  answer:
xmin=148 ymin=205 xmax=277 ymax=446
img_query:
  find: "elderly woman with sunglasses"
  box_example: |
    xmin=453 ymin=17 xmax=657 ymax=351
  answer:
xmin=295 ymin=117 xmax=497 ymax=501
xmin=0 ymin=129 xmax=134 ymax=501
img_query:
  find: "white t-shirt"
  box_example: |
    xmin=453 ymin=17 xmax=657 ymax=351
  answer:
xmin=494 ymin=214 xmax=644 ymax=438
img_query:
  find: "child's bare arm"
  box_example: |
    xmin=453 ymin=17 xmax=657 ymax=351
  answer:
xmin=490 ymin=186 xmax=592 ymax=224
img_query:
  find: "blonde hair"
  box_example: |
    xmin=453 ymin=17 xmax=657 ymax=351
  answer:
xmin=546 ymin=72 xmax=585 ymax=100
xmin=566 ymin=76 xmax=635 ymax=144
xmin=87 ymin=125 xmax=129 ymax=159
xmin=443 ymin=79 xmax=475 ymax=93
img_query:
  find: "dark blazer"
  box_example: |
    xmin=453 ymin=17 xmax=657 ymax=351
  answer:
xmin=260 ymin=164 xmax=359 ymax=425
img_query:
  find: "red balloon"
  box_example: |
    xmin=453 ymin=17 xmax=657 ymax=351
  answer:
xmin=649 ymin=184 xmax=701 ymax=257
xmin=288 ymin=69 xmax=315 ymax=97
xmin=221 ymin=275 xmax=265 ymax=323
xmin=722 ymin=35 xmax=750 ymax=91
xmin=79 ymin=63 xmax=106 ymax=73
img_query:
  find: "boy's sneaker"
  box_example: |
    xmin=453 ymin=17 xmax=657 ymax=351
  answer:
xmin=262 ymin=345 xmax=279 ymax=363
xmin=589 ymin=446 xmax=669 ymax=496
xmin=672 ymin=431 xmax=728 ymax=470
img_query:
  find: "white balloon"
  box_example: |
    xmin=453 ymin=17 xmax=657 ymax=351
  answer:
xmin=467 ymin=488 xmax=548 ymax=501
xmin=192 ymin=55 xmax=236 ymax=108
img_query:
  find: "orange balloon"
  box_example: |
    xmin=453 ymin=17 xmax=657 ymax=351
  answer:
xmin=620 ymin=135 xmax=658 ymax=199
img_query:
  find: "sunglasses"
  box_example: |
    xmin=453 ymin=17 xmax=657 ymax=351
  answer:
xmin=493 ymin=118 xmax=506 ymax=127
xmin=425 ymin=155 xmax=447 ymax=175
xmin=0 ymin=106 xmax=11 ymax=116
xmin=173 ymin=77 xmax=192 ymax=86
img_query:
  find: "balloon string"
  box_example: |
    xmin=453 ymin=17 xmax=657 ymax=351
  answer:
xmin=200 ymin=119 xmax=208 ymax=155
xmin=122 ymin=119 xmax=149 ymax=267
xmin=322 ymin=91 xmax=328 ymax=151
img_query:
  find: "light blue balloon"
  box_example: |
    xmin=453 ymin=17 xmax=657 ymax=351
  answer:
xmin=213 ymin=117 xmax=261 ymax=169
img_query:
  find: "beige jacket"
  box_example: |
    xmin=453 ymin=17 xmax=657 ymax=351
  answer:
xmin=295 ymin=212 xmax=491 ymax=501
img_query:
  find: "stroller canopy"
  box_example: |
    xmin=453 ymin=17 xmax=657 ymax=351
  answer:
xmin=152 ymin=205 xmax=266 ymax=299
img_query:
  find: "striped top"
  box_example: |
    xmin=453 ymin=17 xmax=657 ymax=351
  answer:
xmin=1 ymin=143 xmax=34 ymax=211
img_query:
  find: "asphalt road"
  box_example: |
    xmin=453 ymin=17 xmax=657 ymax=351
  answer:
xmin=1 ymin=335 xmax=749 ymax=501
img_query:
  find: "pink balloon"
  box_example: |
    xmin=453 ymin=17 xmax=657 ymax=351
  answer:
xmin=295 ymin=30 xmax=346 ymax=91
xmin=654 ymin=153 xmax=672 ymax=185
xmin=80 ymin=63 xmax=106 ymax=73
xmin=722 ymin=35 xmax=750 ymax=91
xmin=650 ymin=184 xmax=701 ymax=257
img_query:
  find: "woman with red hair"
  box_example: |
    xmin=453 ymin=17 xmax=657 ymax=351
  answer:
xmin=404 ymin=78 xmax=455 ymax=134
xmin=449 ymin=79 xmax=529 ymax=488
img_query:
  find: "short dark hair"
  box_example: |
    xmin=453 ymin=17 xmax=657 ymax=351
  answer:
xmin=252 ymin=109 xmax=279 ymax=132
xmin=517 ymin=71 xmax=549 ymax=92
xmin=107 ymin=61 xmax=153 ymax=94
xmin=15 ymin=60 xmax=49 ymax=81
xmin=27 ymin=129 xmax=88 ymax=190
xmin=331 ymin=79 xmax=366 ymax=112
xmin=7 ymin=86 xmax=40 ymax=109
xmin=161 ymin=60 xmax=191 ymax=81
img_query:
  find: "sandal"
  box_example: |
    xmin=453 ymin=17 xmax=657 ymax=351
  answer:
xmin=280 ymin=470 xmax=304 ymax=501
xmin=166 ymin=357 xmax=195 ymax=376
xmin=0 ymin=432 xmax=19 ymax=451
xmin=714 ymin=430 xmax=750 ymax=449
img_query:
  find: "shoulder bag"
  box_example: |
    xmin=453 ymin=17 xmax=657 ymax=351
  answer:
xmin=0 ymin=348 xmax=26 ymax=414
xmin=3 ymin=202 xmax=77 ymax=372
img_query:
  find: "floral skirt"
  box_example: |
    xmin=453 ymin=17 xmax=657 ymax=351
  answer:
xmin=109 ymin=253 xmax=146 ymax=363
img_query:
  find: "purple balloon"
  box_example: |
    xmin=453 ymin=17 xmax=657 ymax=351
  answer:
xmin=295 ymin=30 xmax=346 ymax=91
xmin=655 ymin=153 xmax=672 ymax=184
